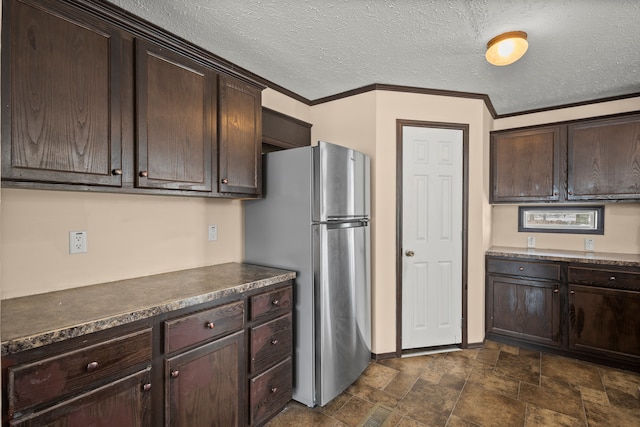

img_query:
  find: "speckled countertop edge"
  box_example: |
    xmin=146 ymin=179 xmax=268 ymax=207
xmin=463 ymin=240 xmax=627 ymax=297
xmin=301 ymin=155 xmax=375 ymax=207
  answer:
xmin=487 ymin=246 xmax=640 ymax=267
xmin=1 ymin=263 xmax=295 ymax=356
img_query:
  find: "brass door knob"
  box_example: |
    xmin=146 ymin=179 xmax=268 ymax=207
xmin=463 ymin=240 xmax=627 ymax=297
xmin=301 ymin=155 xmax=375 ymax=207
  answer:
xmin=405 ymin=250 xmax=414 ymax=257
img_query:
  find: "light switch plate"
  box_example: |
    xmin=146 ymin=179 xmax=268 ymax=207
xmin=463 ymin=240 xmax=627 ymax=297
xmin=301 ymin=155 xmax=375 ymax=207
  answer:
xmin=208 ymin=224 xmax=218 ymax=241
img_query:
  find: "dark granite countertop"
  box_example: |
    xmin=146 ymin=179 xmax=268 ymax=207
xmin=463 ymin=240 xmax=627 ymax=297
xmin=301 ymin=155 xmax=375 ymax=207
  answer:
xmin=1 ymin=263 xmax=295 ymax=356
xmin=487 ymin=246 xmax=640 ymax=267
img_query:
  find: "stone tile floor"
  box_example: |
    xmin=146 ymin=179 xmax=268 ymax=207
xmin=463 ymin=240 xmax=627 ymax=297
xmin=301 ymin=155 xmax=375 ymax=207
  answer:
xmin=266 ymin=340 xmax=640 ymax=426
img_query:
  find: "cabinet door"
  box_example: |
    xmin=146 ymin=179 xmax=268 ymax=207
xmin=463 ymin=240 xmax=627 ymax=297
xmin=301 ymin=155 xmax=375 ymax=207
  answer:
xmin=135 ymin=39 xmax=214 ymax=192
xmin=486 ymin=275 xmax=561 ymax=347
xmin=568 ymin=114 xmax=640 ymax=200
xmin=2 ymin=0 xmax=122 ymax=186
xmin=165 ymin=331 xmax=244 ymax=427
xmin=9 ymin=368 xmax=151 ymax=427
xmin=218 ymin=75 xmax=262 ymax=196
xmin=568 ymin=284 xmax=640 ymax=362
xmin=490 ymin=126 xmax=563 ymax=203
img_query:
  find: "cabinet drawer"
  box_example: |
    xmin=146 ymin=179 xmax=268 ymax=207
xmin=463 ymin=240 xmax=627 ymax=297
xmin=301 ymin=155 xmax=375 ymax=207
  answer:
xmin=7 ymin=328 xmax=152 ymax=417
xmin=165 ymin=300 xmax=244 ymax=353
xmin=250 ymin=313 xmax=292 ymax=374
xmin=487 ymin=258 xmax=560 ymax=281
xmin=568 ymin=267 xmax=640 ymax=291
xmin=250 ymin=358 xmax=292 ymax=426
xmin=249 ymin=285 xmax=292 ymax=322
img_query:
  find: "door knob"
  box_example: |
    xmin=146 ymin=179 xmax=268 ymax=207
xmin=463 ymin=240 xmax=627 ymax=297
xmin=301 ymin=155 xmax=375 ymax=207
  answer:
xmin=405 ymin=250 xmax=414 ymax=257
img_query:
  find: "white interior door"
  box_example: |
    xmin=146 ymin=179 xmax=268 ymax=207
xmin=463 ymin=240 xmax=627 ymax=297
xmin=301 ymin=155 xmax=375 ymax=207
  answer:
xmin=402 ymin=125 xmax=463 ymax=349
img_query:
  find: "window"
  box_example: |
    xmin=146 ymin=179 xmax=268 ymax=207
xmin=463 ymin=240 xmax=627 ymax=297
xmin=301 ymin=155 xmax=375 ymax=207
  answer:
xmin=518 ymin=206 xmax=604 ymax=234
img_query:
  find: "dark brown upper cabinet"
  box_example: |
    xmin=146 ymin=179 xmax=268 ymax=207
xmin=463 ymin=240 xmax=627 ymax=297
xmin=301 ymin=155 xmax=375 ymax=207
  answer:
xmin=490 ymin=126 xmax=564 ymax=203
xmin=135 ymin=39 xmax=214 ymax=192
xmin=262 ymin=107 xmax=312 ymax=151
xmin=218 ymin=75 xmax=262 ymax=196
xmin=567 ymin=113 xmax=640 ymax=201
xmin=491 ymin=112 xmax=640 ymax=204
xmin=1 ymin=0 xmax=123 ymax=186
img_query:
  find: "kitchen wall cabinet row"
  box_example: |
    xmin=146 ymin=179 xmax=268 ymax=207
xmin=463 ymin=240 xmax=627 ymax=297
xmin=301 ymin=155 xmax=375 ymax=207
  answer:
xmin=1 ymin=0 xmax=262 ymax=198
xmin=485 ymin=255 xmax=640 ymax=372
xmin=2 ymin=280 xmax=293 ymax=427
xmin=490 ymin=111 xmax=640 ymax=203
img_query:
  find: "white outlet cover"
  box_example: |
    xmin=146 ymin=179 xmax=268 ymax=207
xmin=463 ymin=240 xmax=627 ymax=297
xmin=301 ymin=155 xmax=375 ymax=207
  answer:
xmin=69 ymin=231 xmax=87 ymax=254
xmin=527 ymin=236 xmax=535 ymax=248
xmin=585 ymin=238 xmax=595 ymax=252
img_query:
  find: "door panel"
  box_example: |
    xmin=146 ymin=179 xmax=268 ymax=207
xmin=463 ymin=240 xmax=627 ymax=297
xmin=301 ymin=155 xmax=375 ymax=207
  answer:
xmin=402 ymin=126 xmax=463 ymax=349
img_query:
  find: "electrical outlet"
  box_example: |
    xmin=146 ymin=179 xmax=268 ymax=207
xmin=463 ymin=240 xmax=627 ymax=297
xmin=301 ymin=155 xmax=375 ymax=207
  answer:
xmin=69 ymin=231 xmax=87 ymax=254
xmin=208 ymin=224 xmax=218 ymax=241
xmin=585 ymin=238 xmax=595 ymax=252
xmin=527 ymin=236 xmax=535 ymax=248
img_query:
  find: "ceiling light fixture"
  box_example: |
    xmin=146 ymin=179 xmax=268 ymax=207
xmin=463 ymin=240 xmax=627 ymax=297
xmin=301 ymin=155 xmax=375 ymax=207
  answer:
xmin=485 ymin=31 xmax=528 ymax=66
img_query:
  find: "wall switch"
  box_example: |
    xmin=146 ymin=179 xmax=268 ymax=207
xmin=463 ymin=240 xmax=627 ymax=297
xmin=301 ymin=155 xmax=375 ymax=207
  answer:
xmin=585 ymin=238 xmax=595 ymax=252
xmin=527 ymin=236 xmax=535 ymax=248
xmin=69 ymin=231 xmax=87 ymax=254
xmin=208 ymin=224 xmax=218 ymax=241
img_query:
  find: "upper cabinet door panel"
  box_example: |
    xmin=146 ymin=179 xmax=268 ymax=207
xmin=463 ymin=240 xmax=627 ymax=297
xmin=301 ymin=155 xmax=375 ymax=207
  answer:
xmin=568 ymin=114 xmax=640 ymax=200
xmin=135 ymin=39 xmax=214 ymax=192
xmin=2 ymin=0 xmax=122 ymax=186
xmin=218 ymin=75 xmax=262 ymax=196
xmin=490 ymin=126 xmax=563 ymax=203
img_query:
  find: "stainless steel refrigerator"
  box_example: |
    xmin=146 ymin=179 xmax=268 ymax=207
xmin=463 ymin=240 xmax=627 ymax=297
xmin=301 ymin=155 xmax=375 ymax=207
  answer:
xmin=244 ymin=141 xmax=371 ymax=407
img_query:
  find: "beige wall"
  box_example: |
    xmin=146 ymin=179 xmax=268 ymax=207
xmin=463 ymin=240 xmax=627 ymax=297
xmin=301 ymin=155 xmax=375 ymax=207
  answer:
xmin=491 ymin=97 xmax=640 ymax=254
xmin=1 ymin=189 xmax=244 ymax=298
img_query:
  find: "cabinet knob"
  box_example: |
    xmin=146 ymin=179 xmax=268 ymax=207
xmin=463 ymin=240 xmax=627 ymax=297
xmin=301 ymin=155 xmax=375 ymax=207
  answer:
xmin=553 ymin=191 xmax=558 ymax=196
xmin=569 ymin=290 xmax=575 ymax=295
xmin=171 ymin=370 xmax=180 ymax=378
xmin=86 ymin=361 xmax=99 ymax=372
xmin=270 ymin=387 xmax=278 ymax=394
xmin=143 ymin=383 xmax=152 ymax=392
xmin=405 ymin=250 xmax=414 ymax=257
xmin=139 ymin=171 xmax=148 ymax=178
xmin=553 ymin=287 xmax=559 ymax=294
xmin=272 ymin=299 xmax=280 ymax=306
xmin=568 ymin=190 xmax=573 ymax=195
xmin=609 ymin=276 xmax=616 ymax=281
xmin=518 ymin=266 xmax=524 ymax=271
xmin=206 ymin=322 xmax=215 ymax=329
xmin=271 ymin=339 xmax=278 ymax=346
xmin=221 ymin=178 xmax=229 ymax=184
xmin=112 ymin=169 xmax=123 ymax=176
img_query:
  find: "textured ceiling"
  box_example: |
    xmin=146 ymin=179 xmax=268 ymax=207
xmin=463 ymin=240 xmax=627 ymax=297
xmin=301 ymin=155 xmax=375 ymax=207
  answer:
xmin=108 ymin=0 xmax=640 ymax=115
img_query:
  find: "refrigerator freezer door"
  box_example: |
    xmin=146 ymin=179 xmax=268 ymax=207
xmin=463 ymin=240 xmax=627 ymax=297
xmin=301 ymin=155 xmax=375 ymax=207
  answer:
xmin=314 ymin=221 xmax=371 ymax=406
xmin=314 ymin=141 xmax=370 ymax=222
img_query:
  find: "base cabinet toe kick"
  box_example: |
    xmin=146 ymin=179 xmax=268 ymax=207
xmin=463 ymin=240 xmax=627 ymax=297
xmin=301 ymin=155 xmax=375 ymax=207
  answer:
xmin=486 ymin=254 xmax=640 ymax=372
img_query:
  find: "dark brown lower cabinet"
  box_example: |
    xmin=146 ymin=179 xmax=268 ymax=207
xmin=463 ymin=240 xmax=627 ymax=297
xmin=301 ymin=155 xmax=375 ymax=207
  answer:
xmin=486 ymin=255 xmax=640 ymax=371
xmin=8 ymin=367 xmax=151 ymax=427
xmin=165 ymin=331 xmax=244 ymax=427
xmin=486 ymin=276 xmax=561 ymax=347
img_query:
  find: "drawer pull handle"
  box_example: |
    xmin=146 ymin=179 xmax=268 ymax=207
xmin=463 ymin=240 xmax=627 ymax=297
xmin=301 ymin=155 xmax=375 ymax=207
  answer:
xmin=609 ymin=276 xmax=616 ymax=281
xmin=271 ymin=339 xmax=278 ymax=345
xmin=272 ymin=299 xmax=280 ymax=306
xmin=271 ymin=387 xmax=278 ymax=394
xmin=143 ymin=383 xmax=152 ymax=392
xmin=518 ymin=267 xmax=524 ymax=271
xmin=86 ymin=361 xmax=99 ymax=372
xmin=171 ymin=370 xmax=180 ymax=378
xmin=206 ymin=322 xmax=215 ymax=329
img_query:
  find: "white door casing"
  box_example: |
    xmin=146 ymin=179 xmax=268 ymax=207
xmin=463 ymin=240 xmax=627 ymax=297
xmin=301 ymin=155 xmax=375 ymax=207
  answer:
xmin=402 ymin=126 xmax=463 ymax=349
